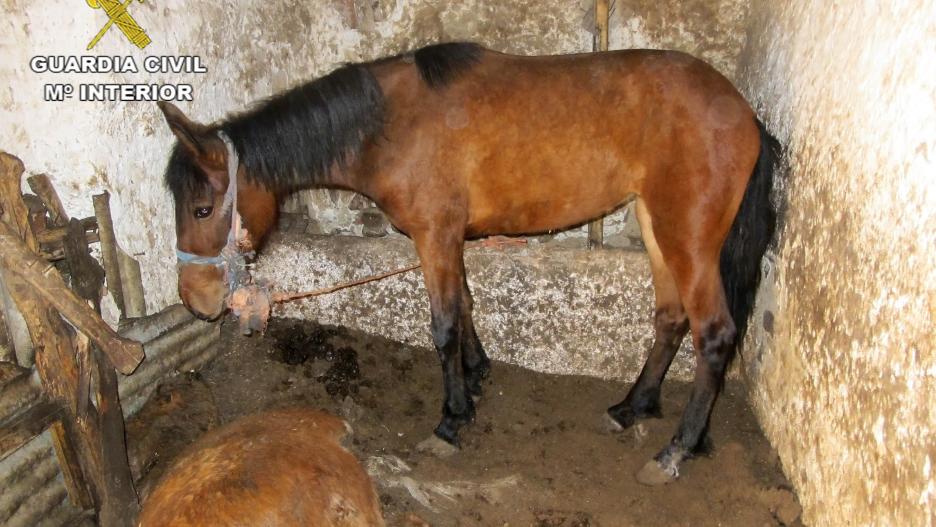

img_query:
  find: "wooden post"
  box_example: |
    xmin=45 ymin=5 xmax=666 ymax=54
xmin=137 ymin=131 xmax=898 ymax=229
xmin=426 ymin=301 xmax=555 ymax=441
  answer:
xmin=0 ymin=154 xmax=36 ymax=366
xmin=91 ymin=340 xmax=140 ymax=526
xmin=0 ymin=399 xmax=62 ymax=459
xmin=0 ymin=298 xmax=13 ymax=363
xmin=0 ymin=152 xmax=95 ymax=512
xmin=0 ymin=151 xmax=141 ymax=525
xmin=62 ymin=218 xmax=106 ymax=314
xmin=588 ymin=0 xmax=611 ymax=250
xmin=0 ymin=224 xmax=144 ymax=374
xmin=27 ymin=174 xmax=69 ymax=228
xmin=49 ymin=420 xmax=94 ymax=510
xmin=0 ymin=155 xmax=37 ymax=250
xmin=36 ymin=216 xmax=98 ymax=244
xmin=93 ymin=192 xmax=126 ymax=318
xmin=64 ymin=213 xmax=140 ymax=523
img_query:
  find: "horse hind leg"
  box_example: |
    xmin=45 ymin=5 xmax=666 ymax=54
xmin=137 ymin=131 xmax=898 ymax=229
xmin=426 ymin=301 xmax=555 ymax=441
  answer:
xmin=608 ymin=198 xmax=689 ymax=429
xmin=461 ymin=273 xmax=491 ymax=399
xmin=636 ymin=237 xmax=736 ymax=486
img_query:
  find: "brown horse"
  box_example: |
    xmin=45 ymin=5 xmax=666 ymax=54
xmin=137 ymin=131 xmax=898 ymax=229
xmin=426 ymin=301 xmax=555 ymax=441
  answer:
xmin=138 ymin=408 xmax=384 ymax=526
xmin=158 ymin=43 xmax=779 ymax=484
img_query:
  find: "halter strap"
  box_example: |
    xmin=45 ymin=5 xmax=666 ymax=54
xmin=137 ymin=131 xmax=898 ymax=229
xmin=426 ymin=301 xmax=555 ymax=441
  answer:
xmin=175 ymin=250 xmax=227 ymax=265
xmin=175 ymin=130 xmax=240 ymax=267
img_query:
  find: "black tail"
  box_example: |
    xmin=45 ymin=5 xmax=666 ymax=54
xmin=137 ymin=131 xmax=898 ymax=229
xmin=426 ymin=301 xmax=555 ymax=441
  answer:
xmin=719 ymin=119 xmax=781 ymax=347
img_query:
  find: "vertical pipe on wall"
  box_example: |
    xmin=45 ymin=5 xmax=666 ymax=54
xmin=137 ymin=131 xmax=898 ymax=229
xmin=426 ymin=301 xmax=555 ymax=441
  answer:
xmin=118 ymin=249 xmax=146 ymax=318
xmin=92 ymin=192 xmax=125 ymax=318
xmin=587 ymin=0 xmax=610 ymax=250
xmin=595 ymin=0 xmax=610 ymax=52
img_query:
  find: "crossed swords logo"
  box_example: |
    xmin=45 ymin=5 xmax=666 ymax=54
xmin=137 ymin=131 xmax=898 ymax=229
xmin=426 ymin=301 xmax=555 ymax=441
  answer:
xmin=86 ymin=0 xmax=152 ymax=50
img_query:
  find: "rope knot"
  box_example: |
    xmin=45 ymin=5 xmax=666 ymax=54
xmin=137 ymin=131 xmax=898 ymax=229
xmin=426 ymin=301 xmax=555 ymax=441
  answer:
xmin=228 ymin=283 xmax=273 ymax=335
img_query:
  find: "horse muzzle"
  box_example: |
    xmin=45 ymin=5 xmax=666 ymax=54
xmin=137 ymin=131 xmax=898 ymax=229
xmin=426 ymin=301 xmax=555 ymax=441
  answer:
xmin=178 ymin=263 xmax=229 ymax=321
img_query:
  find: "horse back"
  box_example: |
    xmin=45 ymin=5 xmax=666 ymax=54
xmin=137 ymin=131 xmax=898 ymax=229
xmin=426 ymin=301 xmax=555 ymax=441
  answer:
xmin=365 ymin=47 xmax=759 ymax=237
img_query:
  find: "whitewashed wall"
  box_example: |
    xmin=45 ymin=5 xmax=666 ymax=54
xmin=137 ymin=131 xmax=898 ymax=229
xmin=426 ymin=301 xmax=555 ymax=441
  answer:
xmin=5 ymin=2 xmax=934 ymax=525
xmin=737 ymin=2 xmax=936 ymax=525
xmin=1 ymin=0 xmax=748 ymax=320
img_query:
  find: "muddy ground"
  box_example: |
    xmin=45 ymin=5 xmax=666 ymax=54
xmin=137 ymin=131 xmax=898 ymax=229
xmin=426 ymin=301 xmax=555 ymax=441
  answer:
xmin=127 ymin=317 xmax=801 ymax=527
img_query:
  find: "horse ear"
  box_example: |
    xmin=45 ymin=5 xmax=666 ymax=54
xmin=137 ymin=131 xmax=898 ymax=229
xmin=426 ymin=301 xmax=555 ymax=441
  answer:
xmin=157 ymin=102 xmax=228 ymax=191
xmin=158 ymin=101 xmax=207 ymax=155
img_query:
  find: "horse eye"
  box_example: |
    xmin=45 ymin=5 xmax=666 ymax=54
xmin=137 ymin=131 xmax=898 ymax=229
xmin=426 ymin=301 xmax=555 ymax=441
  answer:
xmin=194 ymin=206 xmax=213 ymax=219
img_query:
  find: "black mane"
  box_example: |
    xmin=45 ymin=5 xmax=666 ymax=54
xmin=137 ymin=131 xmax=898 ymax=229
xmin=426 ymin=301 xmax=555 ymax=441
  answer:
xmin=222 ymin=63 xmax=385 ymax=194
xmin=165 ymin=43 xmax=484 ymax=202
xmin=413 ymin=42 xmax=482 ymax=88
xmin=164 ymin=64 xmax=384 ymax=201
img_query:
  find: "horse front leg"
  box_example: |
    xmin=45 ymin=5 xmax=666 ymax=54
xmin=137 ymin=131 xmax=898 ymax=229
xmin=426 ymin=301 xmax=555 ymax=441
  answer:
xmin=413 ymin=230 xmax=475 ymax=447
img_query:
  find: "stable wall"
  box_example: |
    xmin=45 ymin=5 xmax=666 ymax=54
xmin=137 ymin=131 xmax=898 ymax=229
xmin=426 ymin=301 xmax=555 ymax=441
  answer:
xmin=1 ymin=0 xmax=747 ymax=320
xmin=11 ymin=2 xmax=935 ymax=525
xmin=737 ymin=2 xmax=935 ymax=525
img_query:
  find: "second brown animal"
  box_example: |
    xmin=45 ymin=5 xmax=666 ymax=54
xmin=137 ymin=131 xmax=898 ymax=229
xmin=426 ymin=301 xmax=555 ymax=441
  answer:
xmin=138 ymin=408 xmax=385 ymax=526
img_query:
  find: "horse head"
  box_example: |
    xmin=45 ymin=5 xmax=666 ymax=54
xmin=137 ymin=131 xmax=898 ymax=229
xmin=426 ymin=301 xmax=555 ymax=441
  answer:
xmin=158 ymin=101 xmax=277 ymax=320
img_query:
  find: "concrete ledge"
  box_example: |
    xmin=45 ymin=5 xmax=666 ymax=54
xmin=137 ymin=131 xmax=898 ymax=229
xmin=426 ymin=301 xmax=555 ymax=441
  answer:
xmin=255 ymin=233 xmax=694 ymax=381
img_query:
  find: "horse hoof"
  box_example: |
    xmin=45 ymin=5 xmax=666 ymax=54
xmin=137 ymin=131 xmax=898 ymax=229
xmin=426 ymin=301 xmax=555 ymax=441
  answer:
xmin=603 ymin=413 xmax=624 ymax=433
xmin=606 ymin=405 xmax=638 ymax=430
xmin=635 ymin=459 xmax=678 ymax=486
xmin=416 ymin=435 xmax=458 ymax=458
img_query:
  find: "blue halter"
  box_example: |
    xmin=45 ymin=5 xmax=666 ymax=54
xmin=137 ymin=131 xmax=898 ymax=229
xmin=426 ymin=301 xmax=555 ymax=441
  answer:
xmin=175 ymin=250 xmax=227 ymax=266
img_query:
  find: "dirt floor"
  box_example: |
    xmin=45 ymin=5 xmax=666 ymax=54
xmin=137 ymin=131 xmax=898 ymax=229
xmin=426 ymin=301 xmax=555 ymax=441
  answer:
xmin=127 ymin=317 xmax=802 ymax=527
